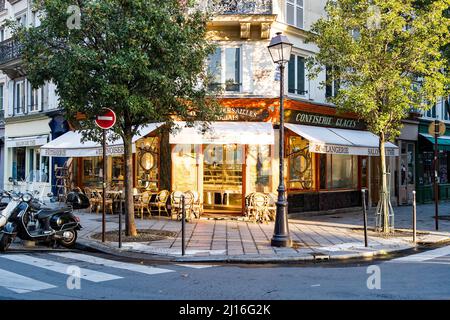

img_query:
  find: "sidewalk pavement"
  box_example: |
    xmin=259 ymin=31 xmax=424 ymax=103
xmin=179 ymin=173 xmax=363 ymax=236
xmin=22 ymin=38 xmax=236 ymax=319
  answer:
xmin=71 ymin=201 xmax=450 ymax=263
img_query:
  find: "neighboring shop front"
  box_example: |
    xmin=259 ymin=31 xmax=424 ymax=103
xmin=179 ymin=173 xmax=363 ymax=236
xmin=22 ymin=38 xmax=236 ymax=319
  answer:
xmin=395 ymin=119 xmax=419 ymax=206
xmin=416 ymin=120 xmax=450 ymax=203
xmin=4 ymin=116 xmax=52 ymax=191
xmin=283 ymin=100 xmax=399 ymax=213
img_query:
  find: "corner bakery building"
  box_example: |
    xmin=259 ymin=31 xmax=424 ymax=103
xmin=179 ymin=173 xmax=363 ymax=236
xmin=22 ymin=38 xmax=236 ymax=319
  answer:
xmin=40 ymin=99 xmax=398 ymax=215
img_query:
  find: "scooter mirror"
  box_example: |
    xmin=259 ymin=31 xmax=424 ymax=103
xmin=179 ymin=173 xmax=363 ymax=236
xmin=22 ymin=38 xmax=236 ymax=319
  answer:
xmin=47 ymin=192 xmax=54 ymax=198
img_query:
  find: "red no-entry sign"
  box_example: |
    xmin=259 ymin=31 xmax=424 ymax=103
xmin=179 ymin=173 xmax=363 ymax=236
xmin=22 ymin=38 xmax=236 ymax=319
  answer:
xmin=95 ymin=108 xmax=116 ymax=130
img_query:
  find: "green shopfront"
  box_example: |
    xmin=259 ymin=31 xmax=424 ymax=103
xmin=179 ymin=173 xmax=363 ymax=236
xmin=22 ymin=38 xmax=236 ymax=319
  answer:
xmin=416 ymin=120 xmax=450 ymax=203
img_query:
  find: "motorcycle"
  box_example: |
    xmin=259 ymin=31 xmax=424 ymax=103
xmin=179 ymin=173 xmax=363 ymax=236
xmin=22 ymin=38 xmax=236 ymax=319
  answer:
xmin=0 ymin=192 xmax=82 ymax=252
xmin=0 ymin=191 xmax=22 ymax=231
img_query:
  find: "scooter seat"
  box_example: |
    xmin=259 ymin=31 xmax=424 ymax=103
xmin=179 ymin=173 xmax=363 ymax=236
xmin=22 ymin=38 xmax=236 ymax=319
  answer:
xmin=36 ymin=207 xmax=72 ymax=220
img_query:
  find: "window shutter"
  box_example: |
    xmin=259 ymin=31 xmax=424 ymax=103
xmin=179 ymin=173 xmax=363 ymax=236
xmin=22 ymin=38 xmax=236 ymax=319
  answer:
xmin=7 ymin=80 xmax=13 ymax=116
xmin=297 ymin=56 xmax=305 ymax=94
xmin=288 ymin=55 xmax=295 ymax=94
xmin=241 ymin=44 xmax=253 ymax=93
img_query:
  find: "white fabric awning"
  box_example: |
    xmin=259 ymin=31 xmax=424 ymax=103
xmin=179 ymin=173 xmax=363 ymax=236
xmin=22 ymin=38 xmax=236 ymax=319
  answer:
xmin=6 ymin=135 xmax=49 ymax=148
xmin=285 ymin=124 xmax=399 ymax=157
xmin=40 ymin=123 xmax=164 ymax=157
xmin=169 ymin=122 xmax=275 ymax=145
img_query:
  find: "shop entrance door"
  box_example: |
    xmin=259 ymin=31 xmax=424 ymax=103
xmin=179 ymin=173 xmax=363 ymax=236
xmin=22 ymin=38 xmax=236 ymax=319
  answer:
xmin=203 ymin=144 xmax=243 ymax=214
xmin=399 ymin=141 xmax=415 ymax=205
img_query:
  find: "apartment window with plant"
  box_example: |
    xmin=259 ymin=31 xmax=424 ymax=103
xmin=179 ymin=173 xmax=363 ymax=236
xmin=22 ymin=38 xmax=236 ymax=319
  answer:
xmin=288 ymin=54 xmax=306 ymax=96
xmin=286 ymin=0 xmax=304 ymax=29
xmin=14 ymin=80 xmax=25 ymax=114
xmin=207 ymin=47 xmax=241 ymax=92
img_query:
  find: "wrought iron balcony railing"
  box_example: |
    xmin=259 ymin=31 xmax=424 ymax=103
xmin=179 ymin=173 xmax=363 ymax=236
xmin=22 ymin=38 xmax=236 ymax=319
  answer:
xmin=0 ymin=38 xmax=22 ymax=66
xmin=208 ymin=0 xmax=272 ymax=15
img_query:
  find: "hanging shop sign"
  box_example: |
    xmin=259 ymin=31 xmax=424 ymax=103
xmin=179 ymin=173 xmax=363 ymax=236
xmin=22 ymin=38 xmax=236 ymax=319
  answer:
xmin=219 ymin=107 xmax=271 ymax=121
xmin=285 ymin=110 xmax=366 ymax=130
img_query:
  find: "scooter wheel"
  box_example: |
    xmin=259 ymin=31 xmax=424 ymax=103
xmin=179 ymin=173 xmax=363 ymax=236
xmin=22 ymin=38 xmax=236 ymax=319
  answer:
xmin=59 ymin=230 xmax=77 ymax=248
xmin=0 ymin=234 xmax=12 ymax=252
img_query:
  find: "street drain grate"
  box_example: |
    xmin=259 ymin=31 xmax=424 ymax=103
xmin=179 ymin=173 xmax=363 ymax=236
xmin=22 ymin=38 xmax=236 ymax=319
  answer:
xmin=311 ymin=252 xmax=330 ymax=261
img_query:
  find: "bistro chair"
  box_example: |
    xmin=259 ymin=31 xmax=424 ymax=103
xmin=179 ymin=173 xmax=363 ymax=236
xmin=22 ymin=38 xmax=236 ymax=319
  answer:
xmin=245 ymin=192 xmax=271 ymax=223
xmin=93 ymin=189 xmax=114 ymax=215
xmin=134 ymin=191 xmax=151 ymax=220
xmin=181 ymin=191 xmax=195 ymax=221
xmin=149 ymin=189 xmax=170 ymax=219
xmin=188 ymin=190 xmax=202 ymax=219
xmin=170 ymin=191 xmax=184 ymax=220
xmin=83 ymin=187 xmax=97 ymax=213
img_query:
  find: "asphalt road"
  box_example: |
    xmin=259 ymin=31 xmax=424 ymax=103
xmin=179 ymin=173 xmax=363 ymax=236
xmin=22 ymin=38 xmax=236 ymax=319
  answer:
xmin=0 ymin=244 xmax=449 ymax=300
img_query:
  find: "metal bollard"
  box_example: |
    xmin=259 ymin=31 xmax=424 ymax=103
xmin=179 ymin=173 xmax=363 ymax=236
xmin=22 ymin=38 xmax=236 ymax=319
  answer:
xmin=181 ymin=194 xmax=186 ymax=256
xmin=362 ymin=189 xmax=368 ymax=247
xmin=118 ymin=193 xmax=122 ymax=249
xmin=412 ymin=191 xmax=416 ymax=243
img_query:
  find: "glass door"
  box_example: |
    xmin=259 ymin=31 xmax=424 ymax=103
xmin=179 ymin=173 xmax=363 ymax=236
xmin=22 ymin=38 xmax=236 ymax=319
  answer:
xmin=203 ymin=144 xmax=243 ymax=213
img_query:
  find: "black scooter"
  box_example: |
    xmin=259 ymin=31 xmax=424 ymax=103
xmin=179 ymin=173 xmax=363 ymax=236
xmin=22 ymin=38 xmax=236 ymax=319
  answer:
xmin=0 ymin=192 xmax=82 ymax=252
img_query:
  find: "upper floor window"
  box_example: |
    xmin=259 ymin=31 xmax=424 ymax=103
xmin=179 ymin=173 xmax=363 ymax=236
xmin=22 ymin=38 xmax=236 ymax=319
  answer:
xmin=0 ymin=28 xmax=4 ymax=42
xmin=16 ymin=14 xmax=27 ymax=27
xmin=0 ymin=83 xmax=3 ymax=111
xmin=288 ymin=54 xmax=306 ymax=96
xmin=15 ymin=80 xmax=25 ymax=114
xmin=286 ymin=0 xmax=304 ymax=29
xmin=0 ymin=0 xmax=5 ymax=12
xmin=28 ymin=83 xmax=41 ymax=112
xmin=207 ymin=47 xmax=241 ymax=93
xmin=426 ymin=105 xmax=437 ymax=119
xmin=325 ymin=66 xmax=340 ymax=99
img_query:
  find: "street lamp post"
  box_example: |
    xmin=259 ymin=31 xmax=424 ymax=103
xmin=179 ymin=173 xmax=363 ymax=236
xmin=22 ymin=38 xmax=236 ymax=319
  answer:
xmin=268 ymin=32 xmax=293 ymax=247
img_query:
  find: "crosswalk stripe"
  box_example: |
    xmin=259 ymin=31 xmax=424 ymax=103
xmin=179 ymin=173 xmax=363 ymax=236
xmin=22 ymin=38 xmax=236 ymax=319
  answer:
xmin=0 ymin=267 xmax=56 ymax=293
xmin=175 ymin=264 xmax=217 ymax=269
xmin=51 ymin=252 xmax=174 ymax=276
xmin=1 ymin=254 xmax=122 ymax=283
xmin=390 ymin=245 xmax=450 ymax=263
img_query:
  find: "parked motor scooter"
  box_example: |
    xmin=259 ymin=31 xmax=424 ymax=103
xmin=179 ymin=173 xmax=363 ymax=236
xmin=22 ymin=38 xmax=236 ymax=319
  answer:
xmin=0 ymin=191 xmax=22 ymax=231
xmin=0 ymin=192 xmax=82 ymax=252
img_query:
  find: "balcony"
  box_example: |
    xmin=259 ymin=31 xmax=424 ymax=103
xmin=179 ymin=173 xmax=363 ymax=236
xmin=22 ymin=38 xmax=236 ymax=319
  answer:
xmin=0 ymin=38 xmax=25 ymax=79
xmin=208 ymin=0 xmax=272 ymax=15
xmin=206 ymin=0 xmax=275 ymax=40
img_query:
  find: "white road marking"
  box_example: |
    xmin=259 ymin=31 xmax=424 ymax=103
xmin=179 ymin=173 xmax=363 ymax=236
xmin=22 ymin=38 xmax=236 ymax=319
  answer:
xmin=51 ymin=252 xmax=174 ymax=276
xmin=390 ymin=245 xmax=450 ymax=263
xmin=175 ymin=264 xmax=217 ymax=269
xmin=0 ymin=268 xmax=56 ymax=293
xmin=1 ymin=254 xmax=122 ymax=283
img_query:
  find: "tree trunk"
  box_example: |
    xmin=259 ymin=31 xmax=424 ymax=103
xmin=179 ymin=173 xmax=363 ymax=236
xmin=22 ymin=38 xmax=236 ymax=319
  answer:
xmin=379 ymin=132 xmax=390 ymax=233
xmin=123 ymin=128 xmax=137 ymax=236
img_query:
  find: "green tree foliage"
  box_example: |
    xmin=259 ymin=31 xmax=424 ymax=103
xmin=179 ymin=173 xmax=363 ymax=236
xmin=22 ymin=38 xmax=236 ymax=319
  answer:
xmin=13 ymin=0 xmax=221 ymax=236
xmin=308 ymin=0 xmax=450 ymax=232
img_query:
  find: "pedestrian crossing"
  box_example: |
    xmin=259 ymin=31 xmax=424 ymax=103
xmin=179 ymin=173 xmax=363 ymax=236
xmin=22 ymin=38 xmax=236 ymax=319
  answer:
xmin=389 ymin=245 xmax=450 ymax=265
xmin=0 ymin=252 xmax=216 ymax=295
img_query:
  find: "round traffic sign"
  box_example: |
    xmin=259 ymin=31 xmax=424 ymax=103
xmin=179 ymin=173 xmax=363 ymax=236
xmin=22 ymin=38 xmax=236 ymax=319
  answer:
xmin=95 ymin=108 xmax=116 ymax=130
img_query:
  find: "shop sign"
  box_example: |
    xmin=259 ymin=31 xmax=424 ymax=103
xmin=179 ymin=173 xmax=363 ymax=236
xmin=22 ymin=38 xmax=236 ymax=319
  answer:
xmin=220 ymin=107 xmax=270 ymax=121
xmin=310 ymin=143 xmax=398 ymax=156
xmin=95 ymin=145 xmax=124 ymax=156
xmin=6 ymin=136 xmax=48 ymax=148
xmin=41 ymin=148 xmax=67 ymax=157
xmin=286 ymin=110 xmax=365 ymax=130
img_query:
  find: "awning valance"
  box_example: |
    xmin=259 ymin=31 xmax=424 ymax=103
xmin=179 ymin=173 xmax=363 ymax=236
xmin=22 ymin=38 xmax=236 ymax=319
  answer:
xmin=285 ymin=124 xmax=399 ymax=157
xmin=6 ymin=135 xmax=49 ymax=148
xmin=169 ymin=122 xmax=275 ymax=145
xmin=40 ymin=123 xmax=164 ymax=157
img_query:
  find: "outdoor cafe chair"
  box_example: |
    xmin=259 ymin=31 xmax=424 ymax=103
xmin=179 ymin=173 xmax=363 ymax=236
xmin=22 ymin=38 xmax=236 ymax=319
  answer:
xmin=170 ymin=191 xmax=184 ymax=220
xmin=149 ymin=189 xmax=170 ymax=219
xmin=134 ymin=191 xmax=151 ymax=220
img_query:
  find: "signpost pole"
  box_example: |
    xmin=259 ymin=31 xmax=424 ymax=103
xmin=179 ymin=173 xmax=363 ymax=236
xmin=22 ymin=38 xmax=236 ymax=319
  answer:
xmin=434 ymin=120 xmax=439 ymax=231
xmin=102 ymin=129 xmax=107 ymax=242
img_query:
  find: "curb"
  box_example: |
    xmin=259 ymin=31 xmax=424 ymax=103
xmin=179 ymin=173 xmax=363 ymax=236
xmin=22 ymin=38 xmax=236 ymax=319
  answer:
xmin=76 ymin=237 xmax=416 ymax=264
